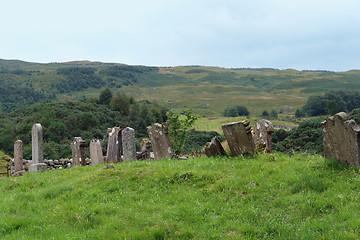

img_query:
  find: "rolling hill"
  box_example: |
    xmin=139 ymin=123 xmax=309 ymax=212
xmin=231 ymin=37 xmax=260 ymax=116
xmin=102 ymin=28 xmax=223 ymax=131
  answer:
xmin=1 ymin=59 xmax=360 ymax=116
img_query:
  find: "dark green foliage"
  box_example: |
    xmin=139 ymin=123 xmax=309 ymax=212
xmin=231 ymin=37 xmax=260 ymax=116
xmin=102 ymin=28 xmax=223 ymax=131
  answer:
xmin=0 ymin=79 xmax=50 ymax=112
xmin=269 ymin=110 xmax=278 ymax=119
xmin=303 ymin=90 xmax=360 ymax=116
xmin=98 ymin=88 xmax=112 ymax=105
xmin=295 ymin=109 xmax=305 ymax=118
xmin=273 ymin=118 xmax=325 ymax=154
xmin=223 ymin=105 xmax=249 ymax=117
xmin=110 ymin=92 xmax=130 ymax=115
xmin=56 ymin=67 xmax=106 ymax=93
xmin=348 ymin=108 xmax=360 ymax=125
xmin=262 ymin=110 xmax=269 ymax=118
xmin=0 ymin=97 xmax=168 ymax=159
xmin=183 ymin=129 xmax=225 ymax=153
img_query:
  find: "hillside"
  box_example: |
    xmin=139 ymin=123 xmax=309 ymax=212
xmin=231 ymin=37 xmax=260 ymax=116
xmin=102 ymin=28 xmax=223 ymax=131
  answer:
xmin=1 ymin=153 xmax=360 ymax=239
xmin=1 ymin=59 xmax=360 ymax=116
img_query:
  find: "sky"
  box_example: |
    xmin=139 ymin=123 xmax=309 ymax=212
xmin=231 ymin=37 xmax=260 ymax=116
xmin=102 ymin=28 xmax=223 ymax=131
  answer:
xmin=1 ymin=0 xmax=360 ymax=71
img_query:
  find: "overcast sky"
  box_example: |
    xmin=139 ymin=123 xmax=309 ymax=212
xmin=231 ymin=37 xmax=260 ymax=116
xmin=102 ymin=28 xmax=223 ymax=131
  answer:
xmin=1 ymin=0 xmax=359 ymax=71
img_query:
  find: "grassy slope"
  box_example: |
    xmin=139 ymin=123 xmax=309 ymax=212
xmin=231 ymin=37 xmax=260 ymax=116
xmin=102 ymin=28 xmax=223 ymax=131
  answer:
xmin=2 ymin=59 xmax=360 ymax=117
xmin=1 ymin=153 xmax=360 ymax=239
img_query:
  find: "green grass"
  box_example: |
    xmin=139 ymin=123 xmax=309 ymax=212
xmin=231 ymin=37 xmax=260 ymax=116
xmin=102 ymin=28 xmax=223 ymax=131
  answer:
xmin=1 ymin=153 xmax=360 ymax=239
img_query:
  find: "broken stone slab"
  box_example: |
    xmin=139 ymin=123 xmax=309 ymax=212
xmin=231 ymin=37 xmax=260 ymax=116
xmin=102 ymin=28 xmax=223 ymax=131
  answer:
xmin=90 ymin=139 xmax=104 ymax=166
xmin=222 ymin=120 xmax=255 ymax=156
xmin=14 ymin=140 xmax=24 ymax=173
xmin=122 ymin=127 xmax=136 ymax=161
xmin=204 ymin=136 xmax=227 ymax=157
xmin=321 ymin=112 xmax=360 ymax=165
xmin=137 ymin=138 xmax=152 ymax=160
xmin=147 ymin=123 xmax=175 ymax=159
xmin=253 ymin=119 xmax=275 ymax=153
xmin=106 ymin=127 xmax=122 ymax=162
xmin=70 ymin=137 xmax=87 ymax=167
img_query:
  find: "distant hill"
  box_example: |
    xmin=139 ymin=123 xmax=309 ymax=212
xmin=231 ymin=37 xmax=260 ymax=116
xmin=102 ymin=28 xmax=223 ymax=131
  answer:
xmin=1 ymin=58 xmax=359 ymax=116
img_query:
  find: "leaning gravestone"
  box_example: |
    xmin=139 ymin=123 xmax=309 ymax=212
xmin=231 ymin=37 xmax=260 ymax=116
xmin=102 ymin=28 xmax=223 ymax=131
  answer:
xmin=321 ymin=112 xmax=360 ymax=165
xmin=122 ymin=127 xmax=136 ymax=161
xmin=71 ymin=137 xmax=87 ymax=167
xmin=147 ymin=123 xmax=175 ymax=159
xmin=106 ymin=127 xmax=122 ymax=162
xmin=222 ymin=120 xmax=255 ymax=156
xmin=29 ymin=123 xmax=47 ymax=172
xmin=14 ymin=140 xmax=24 ymax=175
xmin=90 ymin=139 xmax=104 ymax=166
xmin=204 ymin=136 xmax=227 ymax=157
xmin=253 ymin=119 xmax=275 ymax=153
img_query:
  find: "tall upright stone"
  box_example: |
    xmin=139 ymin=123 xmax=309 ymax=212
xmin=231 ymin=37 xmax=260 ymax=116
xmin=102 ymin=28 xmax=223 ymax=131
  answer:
xmin=14 ymin=140 xmax=24 ymax=174
xmin=122 ymin=127 xmax=136 ymax=161
xmin=71 ymin=137 xmax=87 ymax=167
xmin=29 ymin=123 xmax=46 ymax=172
xmin=204 ymin=136 xmax=227 ymax=157
xmin=321 ymin=112 xmax=360 ymax=165
xmin=253 ymin=119 xmax=274 ymax=153
xmin=222 ymin=120 xmax=255 ymax=156
xmin=106 ymin=127 xmax=122 ymax=162
xmin=90 ymin=139 xmax=104 ymax=166
xmin=147 ymin=123 xmax=175 ymax=159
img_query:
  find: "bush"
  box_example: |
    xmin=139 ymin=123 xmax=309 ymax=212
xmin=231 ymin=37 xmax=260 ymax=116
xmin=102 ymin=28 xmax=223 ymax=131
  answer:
xmin=224 ymin=105 xmax=249 ymax=117
xmin=272 ymin=118 xmax=325 ymax=154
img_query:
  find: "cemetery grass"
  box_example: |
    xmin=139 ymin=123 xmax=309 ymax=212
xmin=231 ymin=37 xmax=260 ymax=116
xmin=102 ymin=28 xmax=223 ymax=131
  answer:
xmin=1 ymin=153 xmax=360 ymax=239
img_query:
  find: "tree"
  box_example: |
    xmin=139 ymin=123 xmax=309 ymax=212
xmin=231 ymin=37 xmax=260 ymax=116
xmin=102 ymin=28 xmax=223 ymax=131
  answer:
xmin=262 ymin=110 xmax=269 ymax=118
xmin=110 ymin=92 xmax=130 ymax=116
xmin=166 ymin=109 xmax=199 ymax=155
xmin=270 ymin=110 xmax=278 ymax=119
xmin=295 ymin=109 xmax=305 ymax=118
xmin=224 ymin=105 xmax=249 ymax=117
xmin=98 ymin=88 xmax=112 ymax=105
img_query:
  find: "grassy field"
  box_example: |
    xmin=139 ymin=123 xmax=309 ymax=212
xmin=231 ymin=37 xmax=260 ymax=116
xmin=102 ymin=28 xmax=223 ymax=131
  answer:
xmin=1 ymin=153 xmax=360 ymax=239
xmin=192 ymin=116 xmax=300 ymax=133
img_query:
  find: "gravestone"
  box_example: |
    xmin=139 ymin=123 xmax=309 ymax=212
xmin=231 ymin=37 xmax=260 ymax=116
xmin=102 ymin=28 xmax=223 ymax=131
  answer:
xmin=71 ymin=137 xmax=87 ymax=167
xmin=253 ymin=119 xmax=274 ymax=153
xmin=106 ymin=127 xmax=122 ymax=162
xmin=222 ymin=120 xmax=254 ymax=156
xmin=122 ymin=127 xmax=136 ymax=161
xmin=14 ymin=140 xmax=24 ymax=175
xmin=204 ymin=136 xmax=227 ymax=157
xmin=147 ymin=123 xmax=175 ymax=159
xmin=137 ymin=138 xmax=151 ymax=160
xmin=90 ymin=139 xmax=104 ymax=166
xmin=29 ymin=123 xmax=46 ymax=172
xmin=321 ymin=112 xmax=360 ymax=165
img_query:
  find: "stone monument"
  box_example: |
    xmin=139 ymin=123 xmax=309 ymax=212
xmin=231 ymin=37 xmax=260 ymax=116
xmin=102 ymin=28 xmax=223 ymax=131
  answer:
xmin=29 ymin=123 xmax=46 ymax=172
xmin=222 ymin=120 xmax=255 ymax=156
xmin=321 ymin=112 xmax=360 ymax=165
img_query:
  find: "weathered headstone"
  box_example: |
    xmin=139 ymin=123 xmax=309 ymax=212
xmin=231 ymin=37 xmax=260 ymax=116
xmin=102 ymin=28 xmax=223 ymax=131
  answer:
xmin=29 ymin=123 xmax=46 ymax=172
xmin=106 ymin=127 xmax=122 ymax=162
xmin=90 ymin=139 xmax=104 ymax=166
xmin=321 ymin=112 xmax=360 ymax=165
xmin=253 ymin=119 xmax=274 ymax=153
xmin=147 ymin=123 xmax=175 ymax=159
xmin=222 ymin=120 xmax=255 ymax=156
xmin=137 ymin=138 xmax=151 ymax=160
xmin=71 ymin=137 xmax=87 ymax=167
xmin=122 ymin=127 xmax=136 ymax=161
xmin=204 ymin=137 xmax=226 ymax=157
xmin=14 ymin=140 xmax=24 ymax=175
